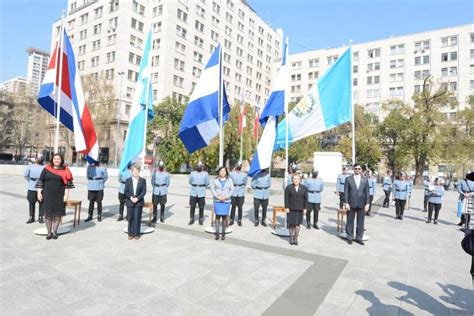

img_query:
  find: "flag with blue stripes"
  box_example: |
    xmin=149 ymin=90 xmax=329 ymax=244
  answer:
xmin=179 ymin=44 xmax=230 ymax=154
xmin=119 ymin=30 xmax=154 ymax=172
xmin=248 ymin=39 xmax=288 ymax=177
xmin=274 ymin=47 xmax=352 ymax=150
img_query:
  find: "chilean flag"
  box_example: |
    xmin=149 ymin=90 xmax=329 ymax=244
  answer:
xmin=38 ymin=29 xmax=98 ymax=162
xmin=238 ymin=103 xmax=247 ymax=136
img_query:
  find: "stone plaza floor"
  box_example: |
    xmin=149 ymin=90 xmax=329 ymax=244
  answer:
xmin=0 ymin=172 xmax=473 ymax=315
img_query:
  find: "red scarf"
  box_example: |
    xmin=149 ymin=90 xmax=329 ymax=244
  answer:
xmin=45 ymin=165 xmax=73 ymax=185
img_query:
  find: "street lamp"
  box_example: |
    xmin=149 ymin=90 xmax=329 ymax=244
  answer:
xmin=114 ymin=71 xmax=125 ymax=167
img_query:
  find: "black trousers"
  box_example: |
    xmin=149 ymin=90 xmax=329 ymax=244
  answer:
xmin=307 ymin=202 xmax=321 ymax=224
xmin=254 ymin=198 xmax=268 ymax=221
xmin=127 ymin=205 xmax=143 ymax=237
xmin=88 ymin=190 xmax=104 ymax=216
xmin=152 ymin=194 xmax=167 ymax=217
xmin=230 ymin=196 xmax=245 ymax=220
xmin=428 ymin=202 xmax=442 ymax=220
xmin=27 ymin=190 xmax=43 ymax=217
xmin=118 ymin=192 xmax=126 ymax=216
xmin=383 ymin=190 xmax=391 ymax=207
xmin=189 ymin=196 xmax=205 ymax=219
xmin=368 ymin=195 xmax=374 ymax=213
xmin=395 ymin=199 xmax=406 ymax=217
xmin=346 ymin=207 xmax=365 ymax=241
xmin=338 ymin=193 xmax=344 ymax=209
xmin=423 ymin=195 xmax=429 ymax=211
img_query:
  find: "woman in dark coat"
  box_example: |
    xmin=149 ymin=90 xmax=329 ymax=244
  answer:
xmin=36 ymin=153 xmax=74 ymax=240
xmin=285 ymin=174 xmax=308 ymax=245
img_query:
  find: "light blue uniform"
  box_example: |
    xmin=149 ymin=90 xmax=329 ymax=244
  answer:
xmin=423 ymin=180 xmax=431 ymax=196
xmin=458 ymin=179 xmax=474 ymax=199
xmin=189 ymin=171 xmax=209 ymax=198
xmin=383 ymin=176 xmax=392 ymax=191
xmin=304 ymin=178 xmax=324 ymax=203
xmin=428 ymin=185 xmax=444 ymax=204
xmin=336 ymin=173 xmax=348 ymax=193
xmin=151 ymin=170 xmax=170 ymax=196
xmin=393 ymin=180 xmax=409 ymax=200
xmin=407 ymin=179 xmax=413 ymax=196
xmin=87 ymin=164 xmax=108 ymax=191
xmin=230 ymin=171 xmax=248 ymax=197
xmin=24 ymin=164 xmax=44 ymax=191
xmin=118 ymin=169 xmax=132 ymax=194
xmin=368 ymin=177 xmax=377 ymax=196
xmin=251 ymin=172 xmax=271 ymax=200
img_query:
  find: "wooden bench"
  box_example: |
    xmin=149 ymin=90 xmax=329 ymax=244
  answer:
xmin=272 ymin=206 xmax=286 ymax=229
xmin=337 ymin=208 xmax=347 ymax=232
xmin=66 ymin=200 xmax=82 ymax=228
xmin=144 ymin=202 xmax=153 ymax=226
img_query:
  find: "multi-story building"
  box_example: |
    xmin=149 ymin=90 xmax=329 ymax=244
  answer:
xmin=287 ymin=24 xmax=473 ymax=121
xmin=0 ymin=77 xmax=27 ymax=94
xmin=50 ymin=0 xmax=282 ymax=164
xmin=25 ymin=47 xmax=50 ymax=94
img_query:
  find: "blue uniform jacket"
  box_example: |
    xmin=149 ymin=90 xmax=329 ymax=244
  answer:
xmin=189 ymin=171 xmax=209 ymax=198
xmin=428 ymin=185 xmax=444 ymax=204
xmin=368 ymin=177 xmax=377 ymax=196
xmin=251 ymin=172 xmax=271 ymax=200
xmin=458 ymin=179 xmax=474 ymax=200
xmin=423 ymin=180 xmax=431 ymax=196
xmin=87 ymin=165 xmax=108 ymax=191
xmin=383 ymin=176 xmax=392 ymax=192
xmin=393 ymin=180 xmax=409 ymax=200
xmin=229 ymin=171 xmax=248 ymax=197
xmin=336 ymin=174 xmax=348 ymax=193
xmin=24 ymin=164 xmax=45 ymax=191
xmin=304 ymin=178 xmax=324 ymax=203
xmin=118 ymin=169 xmax=132 ymax=194
xmin=151 ymin=170 xmax=170 ymax=196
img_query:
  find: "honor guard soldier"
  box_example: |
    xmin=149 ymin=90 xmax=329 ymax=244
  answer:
xmin=335 ymin=167 xmax=349 ymax=211
xmin=85 ymin=161 xmax=108 ymax=222
xmin=457 ymin=173 xmax=474 ymax=226
xmin=423 ymin=176 xmax=432 ymax=212
xmin=229 ymin=161 xmax=248 ymax=226
xmin=24 ymin=156 xmax=45 ymax=223
xmin=117 ymin=163 xmax=133 ymax=221
xmin=392 ymin=172 xmax=409 ymax=220
xmin=382 ymin=170 xmax=393 ymax=208
xmin=367 ymin=170 xmax=377 ymax=216
xmin=251 ymin=168 xmax=271 ymax=226
xmin=151 ymin=160 xmax=170 ymax=223
xmin=284 ymin=164 xmax=298 ymax=189
xmin=303 ymin=169 xmax=324 ymax=229
xmin=188 ymin=161 xmax=209 ymax=225
xmin=426 ymin=178 xmax=444 ymax=224
xmin=406 ymin=176 xmax=413 ymax=209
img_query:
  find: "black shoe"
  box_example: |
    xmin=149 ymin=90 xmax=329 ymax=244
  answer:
xmin=84 ymin=216 xmax=93 ymax=222
xmin=314 ymin=224 xmax=319 ymax=230
xmin=198 ymin=219 xmax=203 ymax=225
xmin=151 ymin=217 xmax=157 ymax=223
xmin=160 ymin=217 xmax=164 ymax=223
xmin=254 ymin=221 xmax=259 ymax=227
xmin=221 ymin=234 xmax=225 ymax=240
xmin=97 ymin=215 xmax=102 ymax=222
xmin=117 ymin=215 xmax=123 ymax=221
xmin=394 ymin=216 xmax=399 ymax=220
xmin=457 ymin=221 xmax=463 ymax=226
xmin=188 ymin=219 xmax=194 ymax=225
xmin=238 ymin=220 xmax=242 ymax=226
xmin=426 ymin=219 xmax=431 ymax=224
xmin=423 ymin=210 xmax=428 ymax=212
xmin=289 ymin=237 xmax=294 ymax=245
xmin=215 ymin=234 xmax=220 ymax=240
xmin=434 ymin=220 xmax=438 ymax=225
xmin=366 ymin=212 xmax=371 ymax=217
xmin=38 ymin=216 xmax=44 ymax=224
xmin=261 ymin=220 xmax=267 ymax=227
xmin=46 ymin=234 xmax=52 ymax=240
xmin=229 ymin=219 xmax=234 ymax=226
xmin=26 ymin=217 xmax=35 ymax=224
xmin=400 ymin=216 xmax=403 ymax=220
xmin=52 ymin=234 xmax=58 ymax=240
xmin=354 ymin=239 xmax=365 ymax=246
xmin=347 ymin=239 xmax=353 ymax=245
xmin=307 ymin=224 xmax=311 ymax=229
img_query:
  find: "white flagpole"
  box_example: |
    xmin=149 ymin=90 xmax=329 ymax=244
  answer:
xmin=54 ymin=11 xmax=65 ymax=153
xmin=218 ymin=45 xmax=224 ymax=167
xmin=284 ymin=37 xmax=289 ymax=186
xmin=239 ymin=92 xmax=244 ymax=163
xmin=349 ymin=41 xmax=356 ymax=164
xmin=141 ymin=80 xmax=151 ymax=172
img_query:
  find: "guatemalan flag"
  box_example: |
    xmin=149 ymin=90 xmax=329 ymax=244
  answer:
xmin=248 ymin=39 xmax=289 ymax=177
xmin=119 ymin=30 xmax=155 ymax=173
xmin=274 ymin=47 xmax=352 ymax=150
xmin=38 ymin=29 xmax=98 ymax=161
xmin=179 ymin=44 xmax=230 ymax=153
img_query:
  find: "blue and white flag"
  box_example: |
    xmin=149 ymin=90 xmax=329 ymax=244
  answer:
xmin=179 ymin=44 xmax=230 ymax=153
xmin=119 ymin=30 xmax=154 ymax=172
xmin=274 ymin=47 xmax=352 ymax=150
xmin=248 ymin=39 xmax=289 ymax=177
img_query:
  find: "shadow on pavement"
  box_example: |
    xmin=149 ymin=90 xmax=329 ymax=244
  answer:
xmin=355 ymin=290 xmax=414 ymax=316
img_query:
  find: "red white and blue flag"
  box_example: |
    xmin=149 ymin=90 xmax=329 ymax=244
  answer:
xmin=38 ymin=29 xmax=98 ymax=162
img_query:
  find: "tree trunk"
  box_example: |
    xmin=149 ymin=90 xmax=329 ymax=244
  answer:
xmin=414 ymin=158 xmax=425 ymax=185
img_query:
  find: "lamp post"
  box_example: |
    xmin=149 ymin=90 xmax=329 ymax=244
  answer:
xmin=114 ymin=71 xmax=125 ymax=167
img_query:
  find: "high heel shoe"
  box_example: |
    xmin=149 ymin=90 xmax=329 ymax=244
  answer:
xmin=46 ymin=234 xmax=52 ymax=240
xmin=52 ymin=234 xmax=58 ymax=240
xmin=215 ymin=233 xmax=220 ymax=240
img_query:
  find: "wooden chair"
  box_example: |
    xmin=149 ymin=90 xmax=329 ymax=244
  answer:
xmin=144 ymin=201 xmax=153 ymax=226
xmin=337 ymin=208 xmax=347 ymax=232
xmin=66 ymin=200 xmax=82 ymax=227
xmin=272 ymin=206 xmax=286 ymax=229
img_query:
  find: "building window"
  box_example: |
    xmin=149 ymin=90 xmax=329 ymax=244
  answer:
xmin=132 ymin=0 xmax=145 ymax=16
xmin=414 ymin=70 xmax=430 ymax=80
xmin=192 ymin=66 xmax=202 ymax=77
xmin=195 ymin=20 xmax=204 ymax=32
xmin=212 ymin=2 xmax=220 ymax=14
xmin=194 ymin=35 xmax=203 ymax=48
xmin=309 ymin=58 xmax=319 ymax=67
xmin=415 ymin=55 xmax=430 ymax=65
xmin=93 ymin=23 xmax=102 ymax=35
xmin=176 ymin=25 xmax=187 ymax=38
xmin=92 ymin=40 xmax=101 ymax=51
xmin=153 ymin=5 xmax=163 ymax=17
xmin=353 ymin=52 xmax=359 ymax=61
xmin=153 ymin=22 xmax=162 ymax=33
xmin=80 ymin=13 xmax=88 ymax=25
xmin=91 ymin=56 xmax=99 ymax=67
xmin=470 ymin=80 xmax=474 ymax=90
xmin=390 ymin=44 xmax=404 ymax=55
xmin=291 ymin=74 xmax=301 ymax=81
xmin=367 ymin=62 xmax=380 ymax=72
xmin=131 ymin=18 xmax=144 ymax=32
xmin=177 ymin=8 xmax=188 ymax=22
xmin=367 ymin=76 xmax=380 ymax=85
xmin=128 ymin=70 xmax=138 ymax=81
xmin=414 ymin=40 xmax=430 ymax=52
xmin=107 ymin=34 xmax=117 ymax=46
xmin=106 ymin=51 xmax=115 ymax=63
xmin=109 ymin=0 xmax=119 ymax=12
xmin=196 ymin=5 xmax=205 ymax=17
xmin=389 ymin=73 xmax=403 ymax=82
xmin=193 ymin=51 xmax=203 ymax=63
xmin=441 ymin=52 xmax=457 ymax=62
xmin=367 ymin=48 xmax=380 ymax=58
xmin=212 ymin=16 xmax=220 ymax=27
xmin=353 ymin=78 xmax=358 ymax=86
xmin=173 ymin=75 xmax=184 ymax=88
xmin=105 ymin=69 xmax=114 ymax=80
xmin=174 ymin=58 xmax=185 ymax=71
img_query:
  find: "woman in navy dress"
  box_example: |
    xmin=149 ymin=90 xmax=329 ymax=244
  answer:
xmin=36 ymin=154 xmax=74 ymax=240
xmin=211 ymin=166 xmax=234 ymax=240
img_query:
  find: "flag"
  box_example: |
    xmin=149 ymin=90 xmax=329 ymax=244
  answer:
xmin=238 ymin=95 xmax=247 ymax=136
xmin=274 ymin=47 xmax=352 ymax=150
xmin=179 ymin=44 xmax=230 ymax=153
xmin=38 ymin=29 xmax=98 ymax=161
xmin=253 ymin=104 xmax=260 ymax=140
xmin=119 ymin=29 xmax=154 ymax=172
xmin=248 ymin=39 xmax=288 ymax=177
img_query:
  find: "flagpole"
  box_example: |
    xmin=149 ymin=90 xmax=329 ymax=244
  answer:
xmin=141 ymin=81 xmax=151 ymax=172
xmin=54 ymin=11 xmax=65 ymax=153
xmin=218 ymin=45 xmax=224 ymax=167
xmin=349 ymin=41 xmax=355 ymax=164
xmin=239 ymin=92 xmax=244 ymax=163
xmin=284 ymin=37 xmax=289 ymax=186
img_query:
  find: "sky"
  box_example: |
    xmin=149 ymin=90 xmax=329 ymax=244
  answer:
xmin=0 ymin=0 xmax=472 ymax=83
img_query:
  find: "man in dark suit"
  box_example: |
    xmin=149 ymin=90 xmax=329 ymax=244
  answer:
xmin=344 ymin=163 xmax=370 ymax=245
xmin=124 ymin=166 xmax=147 ymax=240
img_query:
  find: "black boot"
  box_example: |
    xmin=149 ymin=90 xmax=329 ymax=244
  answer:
xmin=215 ymin=218 xmax=220 ymax=240
xmin=261 ymin=207 xmax=267 ymax=226
xmin=427 ymin=209 xmax=433 ymax=223
xmin=189 ymin=207 xmax=195 ymax=225
xmin=38 ymin=216 xmax=44 ymax=224
xmin=160 ymin=204 xmax=165 ymax=223
xmin=97 ymin=202 xmax=102 ymax=222
xmin=198 ymin=208 xmax=204 ymax=225
xmin=434 ymin=208 xmax=440 ymax=225
xmin=306 ymin=212 xmax=311 ymax=229
xmin=229 ymin=205 xmax=236 ymax=226
xmin=221 ymin=219 xmax=226 ymax=240
xmin=151 ymin=205 xmax=158 ymax=223
xmin=117 ymin=202 xmax=124 ymax=221
xmin=254 ymin=208 xmax=259 ymax=226
xmin=26 ymin=204 xmax=35 ymax=224
xmin=85 ymin=201 xmax=94 ymax=222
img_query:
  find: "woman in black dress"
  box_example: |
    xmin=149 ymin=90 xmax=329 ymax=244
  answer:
xmin=36 ymin=154 xmax=74 ymax=240
xmin=285 ymin=174 xmax=308 ymax=245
